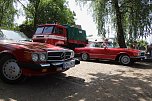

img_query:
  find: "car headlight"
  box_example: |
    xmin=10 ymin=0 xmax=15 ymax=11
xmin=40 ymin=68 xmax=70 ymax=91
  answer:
xmin=39 ymin=53 xmax=46 ymax=61
xmin=32 ymin=53 xmax=39 ymax=62
xmin=70 ymin=51 xmax=75 ymax=58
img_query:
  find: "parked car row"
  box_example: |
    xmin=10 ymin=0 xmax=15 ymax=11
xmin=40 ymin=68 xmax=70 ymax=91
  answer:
xmin=0 ymin=29 xmax=146 ymax=84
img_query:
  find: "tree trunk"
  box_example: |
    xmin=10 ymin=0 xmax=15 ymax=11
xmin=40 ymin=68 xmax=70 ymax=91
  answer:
xmin=33 ymin=0 xmax=40 ymax=29
xmin=113 ymin=0 xmax=127 ymax=48
xmin=33 ymin=13 xmax=37 ymax=29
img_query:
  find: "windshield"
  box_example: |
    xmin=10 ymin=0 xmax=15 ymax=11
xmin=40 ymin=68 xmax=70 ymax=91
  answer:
xmin=0 ymin=29 xmax=30 ymax=41
xmin=88 ymin=42 xmax=118 ymax=48
xmin=35 ymin=26 xmax=54 ymax=34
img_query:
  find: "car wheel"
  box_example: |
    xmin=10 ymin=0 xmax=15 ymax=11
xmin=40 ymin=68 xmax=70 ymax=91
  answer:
xmin=119 ymin=55 xmax=132 ymax=65
xmin=0 ymin=56 xmax=25 ymax=84
xmin=81 ymin=53 xmax=89 ymax=61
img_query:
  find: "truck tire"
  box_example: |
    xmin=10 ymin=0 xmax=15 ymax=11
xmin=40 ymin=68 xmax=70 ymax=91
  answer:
xmin=81 ymin=53 xmax=89 ymax=61
xmin=119 ymin=55 xmax=132 ymax=65
xmin=0 ymin=56 xmax=25 ymax=84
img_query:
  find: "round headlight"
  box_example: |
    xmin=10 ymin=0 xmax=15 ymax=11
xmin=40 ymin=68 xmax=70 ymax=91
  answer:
xmin=32 ymin=53 xmax=39 ymax=62
xmin=39 ymin=53 xmax=46 ymax=61
xmin=70 ymin=51 xmax=75 ymax=58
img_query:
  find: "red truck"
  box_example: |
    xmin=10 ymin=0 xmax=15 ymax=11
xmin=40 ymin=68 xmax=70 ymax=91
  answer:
xmin=0 ymin=29 xmax=80 ymax=83
xmin=32 ymin=24 xmax=88 ymax=49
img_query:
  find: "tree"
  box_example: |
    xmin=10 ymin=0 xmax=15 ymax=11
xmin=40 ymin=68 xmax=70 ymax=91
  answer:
xmin=0 ymin=0 xmax=17 ymax=29
xmin=16 ymin=0 xmax=75 ymax=38
xmin=77 ymin=0 xmax=152 ymax=48
xmin=22 ymin=0 xmax=75 ymax=29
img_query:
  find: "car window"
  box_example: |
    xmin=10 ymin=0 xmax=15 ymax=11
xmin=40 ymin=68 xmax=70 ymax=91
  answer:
xmin=88 ymin=43 xmax=95 ymax=47
xmin=43 ymin=26 xmax=54 ymax=33
xmin=94 ymin=43 xmax=101 ymax=48
xmin=1 ymin=30 xmax=29 ymax=41
xmin=54 ymin=27 xmax=63 ymax=34
xmin=35 ymin=27 xmax=44 ymax=34
xmin=0 ymin=30 xmax=5 ymax=40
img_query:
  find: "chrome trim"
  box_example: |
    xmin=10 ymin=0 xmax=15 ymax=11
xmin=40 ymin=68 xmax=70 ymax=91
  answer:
xmin=40 ymin=64 xmax=50 ymax=67
xmin=52 ymin=62 xmax=63 ymax=65
xmin=47 ymin=50 xmax=73 ymax=61
xmin=131 ymin=56 xmax=145 ymax=59
xmin=47 ymin=60 xmax=64 ymax=62
xmin=48 ymin=56 xmax=60 ymax=57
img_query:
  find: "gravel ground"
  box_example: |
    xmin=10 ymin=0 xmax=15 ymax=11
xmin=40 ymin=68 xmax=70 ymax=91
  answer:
xmin=0 ymin=60 xmax=152 ymax=101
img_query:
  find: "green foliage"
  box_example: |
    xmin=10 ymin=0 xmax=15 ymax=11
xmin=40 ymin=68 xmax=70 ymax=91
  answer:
xmin=77 ymin=0 xmax=152 ymax=47
xmin=0 ymin=0 xmax=17 ymax=28
xmin=19 ymin=24 xmax=34 ymax=38
xmin=120 ymin=0 xmax=152 ymax=39
xmin=126 ymin=38 xmax=148 ymax=50
xmin=24 ymin=0 xmax=75 ymax=29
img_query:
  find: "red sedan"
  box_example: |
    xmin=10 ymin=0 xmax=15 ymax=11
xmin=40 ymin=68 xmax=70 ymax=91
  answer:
xmin=74 ymin=42 xmax=145 ymax=65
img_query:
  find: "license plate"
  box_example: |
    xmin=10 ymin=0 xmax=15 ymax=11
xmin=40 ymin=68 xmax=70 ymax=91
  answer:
xmin=63 ymin=60 xmax=75 ymax=69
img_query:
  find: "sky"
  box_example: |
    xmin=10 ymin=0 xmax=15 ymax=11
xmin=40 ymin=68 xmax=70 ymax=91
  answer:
xmin=67 ymin=1 xmax=98 ymax=36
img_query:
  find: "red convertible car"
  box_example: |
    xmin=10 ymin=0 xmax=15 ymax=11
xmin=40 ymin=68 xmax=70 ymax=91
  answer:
xmin=74 ymin=41 xmax=145 ymax=65
xmin=0 ymin=29 xmax=79 ymax=83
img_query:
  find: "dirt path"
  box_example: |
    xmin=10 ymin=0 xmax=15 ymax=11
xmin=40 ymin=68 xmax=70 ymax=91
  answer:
xmin=0 ymin=61 xmax=152 ymax=101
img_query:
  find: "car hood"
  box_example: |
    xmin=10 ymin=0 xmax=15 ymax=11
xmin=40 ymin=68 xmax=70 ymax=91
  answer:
xmin=0 ymin=40 xmax=64 ymax=51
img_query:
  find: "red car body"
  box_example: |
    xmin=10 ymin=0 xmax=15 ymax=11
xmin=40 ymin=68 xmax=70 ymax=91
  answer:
xmin=0 ymin=29 xmax=79 ymax=83
xmin=74 ymin=42 xmax=145 ymax=65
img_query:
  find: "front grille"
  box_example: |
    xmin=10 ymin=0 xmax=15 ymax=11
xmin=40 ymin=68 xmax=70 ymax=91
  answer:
xmin=47 ymin=51 xmax=72 ymax=61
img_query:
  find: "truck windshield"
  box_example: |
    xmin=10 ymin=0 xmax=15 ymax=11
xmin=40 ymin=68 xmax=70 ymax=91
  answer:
xmin=35 ymin=26 xmax=54 ymax=34
xmin=35 ymin=27 xmax=44 ymax=34
xmin=0 ymin=29 xmax=30 ymax=41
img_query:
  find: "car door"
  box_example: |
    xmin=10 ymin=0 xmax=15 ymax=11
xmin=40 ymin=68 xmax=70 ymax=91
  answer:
xmin=88 ymin=42 xmax=106 ymax=59
xmin=101 ymin=42 xmax=116 ymax=60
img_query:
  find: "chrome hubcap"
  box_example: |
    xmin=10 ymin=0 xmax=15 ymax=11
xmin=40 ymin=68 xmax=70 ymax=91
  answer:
xmin=82 ymin=53 xmax=88 ymax=60
xmin=121 ymin=56 xmax=130 ymax=64
xmin=2 ymin=59 xmax=22 ymax=80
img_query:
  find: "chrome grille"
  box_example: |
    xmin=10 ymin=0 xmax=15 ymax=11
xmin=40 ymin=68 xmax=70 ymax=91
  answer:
xmin=47 ymin=51 xmax=72 ymax=61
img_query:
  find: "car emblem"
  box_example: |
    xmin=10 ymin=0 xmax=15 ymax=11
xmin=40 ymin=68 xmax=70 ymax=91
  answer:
xmin=60 ymin=52 xmax=66 ymax=60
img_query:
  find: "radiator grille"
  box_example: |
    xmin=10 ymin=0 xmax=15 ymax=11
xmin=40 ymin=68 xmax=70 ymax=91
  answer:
xmin=47 ymin=51 xmax=72 ymax=61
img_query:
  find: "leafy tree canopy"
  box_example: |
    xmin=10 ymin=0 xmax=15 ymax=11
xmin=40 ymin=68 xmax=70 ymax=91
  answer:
xmin=24 ymin=0 xmax=75 ymax=28
xmin=76 ymin=0 xmax=152 ymax=47
xmin=0 ymin=0 xmax=17 ymax=29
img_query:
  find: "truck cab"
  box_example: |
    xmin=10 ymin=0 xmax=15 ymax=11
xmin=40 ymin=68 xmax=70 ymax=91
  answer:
xmin=33 ymin=24 xmax=67 ymax=47
xmin=33 ymin=24 xmax=88 ymax=49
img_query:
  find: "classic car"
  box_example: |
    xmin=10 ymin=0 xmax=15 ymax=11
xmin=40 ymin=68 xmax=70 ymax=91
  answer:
xmin=74 ymin=41 xmax=145 ymax=65
xmin=0 ymin=29 xmax=80 ymax=83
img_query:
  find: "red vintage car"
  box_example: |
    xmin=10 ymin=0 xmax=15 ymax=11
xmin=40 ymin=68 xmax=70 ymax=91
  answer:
xmin=74 ymin=41 xmax=145 ymax=65
xmin=0 ymin=29 xmax=80 ymax=83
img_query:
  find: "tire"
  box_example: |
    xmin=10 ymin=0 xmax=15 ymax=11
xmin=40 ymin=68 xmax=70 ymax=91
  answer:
xmin=119 ymin=55 xmax=131 ymax=65
xmin=81 ymin=53 xmax=89 ymax=61
xmin=0 ymin=56 xmax=25 ymax=84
